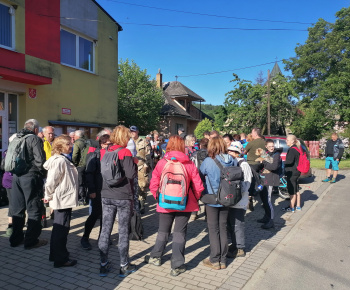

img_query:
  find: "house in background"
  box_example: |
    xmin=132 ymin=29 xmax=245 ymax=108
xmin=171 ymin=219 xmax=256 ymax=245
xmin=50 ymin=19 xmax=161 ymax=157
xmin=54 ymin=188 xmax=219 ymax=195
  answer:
xmin=0 ymin=0 xmax=121 ymax=153
xmin=156 ymin=70 xmax=210 ymax=137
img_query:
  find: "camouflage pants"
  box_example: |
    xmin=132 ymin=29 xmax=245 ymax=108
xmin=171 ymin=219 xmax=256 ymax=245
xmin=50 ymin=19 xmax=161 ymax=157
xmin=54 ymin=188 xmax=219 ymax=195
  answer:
xmin=138 ymin=166 xmax=149 ymax=202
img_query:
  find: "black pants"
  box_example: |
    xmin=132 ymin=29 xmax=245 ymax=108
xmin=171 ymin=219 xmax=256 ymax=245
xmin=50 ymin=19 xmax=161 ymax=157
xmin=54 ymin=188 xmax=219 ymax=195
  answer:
xmin=77 ymin=167 xmax=86 ymax=200
xmin=10 ymin=172 xmax=44 ymax=248
xmin=259 ymin=186 xmax=274 ymax=219
xmin=205 ymin=205 xmax=229 ymax=264
xmin=151 ymin=212 xmax=191 ymax=269
xmin=50 ymin=208 xmax=72 ymax=265
xmin=83 ymin=195 xmax=102 ymax=238
xmin=249 ymin=163 xmax=263 ymax=197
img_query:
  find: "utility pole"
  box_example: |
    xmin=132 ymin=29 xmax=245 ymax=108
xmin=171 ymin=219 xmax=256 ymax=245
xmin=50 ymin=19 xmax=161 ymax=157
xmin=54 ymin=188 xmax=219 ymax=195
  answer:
xmin=267 ymin=69 xmax=271 ymax=136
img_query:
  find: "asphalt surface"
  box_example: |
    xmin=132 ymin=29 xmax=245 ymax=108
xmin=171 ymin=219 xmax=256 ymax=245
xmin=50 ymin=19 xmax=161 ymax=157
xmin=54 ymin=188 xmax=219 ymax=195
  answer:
xmin=243 ymin=171 xmax=350 ymax=290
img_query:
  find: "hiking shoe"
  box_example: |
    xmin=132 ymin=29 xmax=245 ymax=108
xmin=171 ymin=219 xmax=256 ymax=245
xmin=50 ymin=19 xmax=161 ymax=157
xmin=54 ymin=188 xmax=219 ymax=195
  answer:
xmin=257 ymin=216 xmax=270 ymax=224
xmin=25 ymin=239 xmax=48 ymax=250
xmin=261 ymin=220 xmax=275 ymax=229
xmin=119 ymin=263 xmax=137 ymax=278
xmin=100 ymin=261 xmax=112 ymax=277
xmin=54 ymin=259 xmax=77 ymax=268
xmin=296 ymin=206 xmax=302 ymax=211
xmin=227 ymin=248 xmax=246 ymax=258
xmin=170 ymin=264 xmax=186 ymax=276
xmin=202 ymin=258 xmax=220 ymax=270
xmin=329 ymin=179 xmax=336 ymax=183
xmin=322 ymin=177 xmax=331 ymax=182
xmin=144 ymin=255 xmax=161 ymax=266
xmin=81 ymin=237 xmax=92 ymax=250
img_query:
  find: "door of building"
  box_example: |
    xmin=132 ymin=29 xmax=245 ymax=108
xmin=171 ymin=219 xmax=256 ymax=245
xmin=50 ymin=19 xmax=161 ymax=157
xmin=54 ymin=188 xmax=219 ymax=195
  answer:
xmin=0 ymin=91 xmax=18 ymax=156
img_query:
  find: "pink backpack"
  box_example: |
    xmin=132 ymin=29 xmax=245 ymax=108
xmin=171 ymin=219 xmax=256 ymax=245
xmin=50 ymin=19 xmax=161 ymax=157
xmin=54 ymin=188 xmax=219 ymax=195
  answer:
xmin=292 ymin=147 xmax=310 ymax=174
xmin=157 ymin=159 xmax=190 ymax=210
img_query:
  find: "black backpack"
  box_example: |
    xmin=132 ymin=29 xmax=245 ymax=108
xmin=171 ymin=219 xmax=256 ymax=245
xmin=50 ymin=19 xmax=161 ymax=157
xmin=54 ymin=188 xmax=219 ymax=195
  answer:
xmin=207 ymin=158 xmax=243 ymax=207
xmin=190 ymin=149 xmax=208 ymax=169
xmin=100 ymin=147 xmax=125 ymax=187
xmin=129 ymin=212 xmax=143 ymax=240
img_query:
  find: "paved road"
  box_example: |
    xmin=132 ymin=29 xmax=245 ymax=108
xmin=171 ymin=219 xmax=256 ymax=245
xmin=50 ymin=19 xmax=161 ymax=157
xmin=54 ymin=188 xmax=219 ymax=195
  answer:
xmin=243 ymin=171 xmax=350 ymax=290
xmin=0 ymin=169 xmax=344 ymax=289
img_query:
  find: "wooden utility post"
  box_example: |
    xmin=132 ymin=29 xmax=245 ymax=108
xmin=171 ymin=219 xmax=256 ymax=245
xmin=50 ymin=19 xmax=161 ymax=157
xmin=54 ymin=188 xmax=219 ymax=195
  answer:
xmin=267 ymin=69 xmax=271 ymax=136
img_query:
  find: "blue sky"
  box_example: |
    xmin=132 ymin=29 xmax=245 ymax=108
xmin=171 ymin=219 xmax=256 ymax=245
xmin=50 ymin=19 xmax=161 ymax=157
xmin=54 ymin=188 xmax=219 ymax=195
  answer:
xmin=97 ymin=0 xmax=349 ymax=105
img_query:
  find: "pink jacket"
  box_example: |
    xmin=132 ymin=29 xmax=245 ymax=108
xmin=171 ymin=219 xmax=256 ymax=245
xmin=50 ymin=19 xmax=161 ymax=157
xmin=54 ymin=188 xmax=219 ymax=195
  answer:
xmin=150 ymin=151 xmax=204 ymax=213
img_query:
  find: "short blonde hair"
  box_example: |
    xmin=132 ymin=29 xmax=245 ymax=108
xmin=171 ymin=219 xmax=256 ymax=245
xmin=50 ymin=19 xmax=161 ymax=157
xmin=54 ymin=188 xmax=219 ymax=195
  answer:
xmin=185 ymin=134 xmax=195 ymax=146
xmin=110 ymin=125 xmax=130 ymax=147
xmin=52 ymin=135 xmax=71 ymax=155
xmin=208 ymin=137 xmax=227 ymax=158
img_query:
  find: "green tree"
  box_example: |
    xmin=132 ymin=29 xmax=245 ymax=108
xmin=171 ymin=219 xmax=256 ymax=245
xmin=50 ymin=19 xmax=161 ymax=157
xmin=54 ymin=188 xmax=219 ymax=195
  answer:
xmin=194 ymin=118 xmax=216 ymax=139
xmin=285 ymin=7 xmax=350 ymax=134
xmin=118 ymin=59 xmax=164 ymax=134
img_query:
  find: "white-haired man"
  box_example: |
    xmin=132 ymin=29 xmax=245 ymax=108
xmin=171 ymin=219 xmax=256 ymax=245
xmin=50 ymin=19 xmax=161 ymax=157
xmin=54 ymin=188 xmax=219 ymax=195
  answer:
xmin=9 ymin=119 xmax=47 ymax=249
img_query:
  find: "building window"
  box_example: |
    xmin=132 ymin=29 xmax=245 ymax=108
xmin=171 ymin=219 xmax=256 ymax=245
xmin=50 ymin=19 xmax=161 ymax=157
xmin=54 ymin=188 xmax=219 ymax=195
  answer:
xmin=60 ymin=29 xmax=94 ymax=72
xmin=0 ymin=3 xmax=15 ymax=49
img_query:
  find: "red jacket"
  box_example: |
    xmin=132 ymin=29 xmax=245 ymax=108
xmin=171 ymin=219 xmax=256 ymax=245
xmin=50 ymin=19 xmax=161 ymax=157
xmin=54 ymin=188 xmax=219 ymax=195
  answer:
xmin=150 ymin=151 xmax=204 ymax=213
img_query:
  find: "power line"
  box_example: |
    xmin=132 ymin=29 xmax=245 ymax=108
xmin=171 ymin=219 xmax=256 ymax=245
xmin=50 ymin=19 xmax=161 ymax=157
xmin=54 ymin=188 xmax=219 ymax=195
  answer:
xmin=104 ymin=0 xmax=313 ymax=25
xmin=38 ymin=14 xmax=307 ymax=31
xmin=176 ymin=60 xmax=285 ymax=78
xmin=118 ymin=22 xmax=307 ymax=31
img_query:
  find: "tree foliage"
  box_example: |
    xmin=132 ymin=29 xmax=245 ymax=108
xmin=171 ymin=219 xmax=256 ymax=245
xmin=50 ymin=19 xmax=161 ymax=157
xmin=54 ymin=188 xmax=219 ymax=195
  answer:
xmin=284 ymin=7 xmax=350 ymax=137
xmin=118 ymin=59 xmax=164 ymax=134
xmin=193 ymin=103 xmax=220 ymax=119
xmin=194 ymin=118 xmax=216 ymax=139
xmin=222 ymin=74 xmax=297 ymax=135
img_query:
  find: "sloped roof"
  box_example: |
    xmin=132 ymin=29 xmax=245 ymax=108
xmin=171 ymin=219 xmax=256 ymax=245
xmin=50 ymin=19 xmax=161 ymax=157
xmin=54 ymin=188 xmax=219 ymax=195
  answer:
xmin=163 ymin=81 xmax=205 ymax=102
xmin=270 ymin=62 xmax=282 ymax=78
xmin=161 ymin=92 xmax=192 ymax=118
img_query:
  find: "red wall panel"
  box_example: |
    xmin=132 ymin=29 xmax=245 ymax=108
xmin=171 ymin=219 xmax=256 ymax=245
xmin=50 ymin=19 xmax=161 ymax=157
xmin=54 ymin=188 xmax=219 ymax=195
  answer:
xmin=0 ymin=48 xmax=25 ymax=71
xmin=25 ymin=0 xmax=60 ymax=63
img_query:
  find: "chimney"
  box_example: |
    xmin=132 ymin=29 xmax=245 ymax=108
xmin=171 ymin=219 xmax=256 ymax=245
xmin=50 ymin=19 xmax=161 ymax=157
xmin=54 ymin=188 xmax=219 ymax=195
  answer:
xmin=156 ymin=68 xmax=162 ymax=89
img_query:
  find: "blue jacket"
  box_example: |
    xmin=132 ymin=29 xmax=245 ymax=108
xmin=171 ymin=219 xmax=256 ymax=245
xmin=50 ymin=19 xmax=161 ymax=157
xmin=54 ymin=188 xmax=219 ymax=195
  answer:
xmin=200 ymin=153 xmax=235 ymax=207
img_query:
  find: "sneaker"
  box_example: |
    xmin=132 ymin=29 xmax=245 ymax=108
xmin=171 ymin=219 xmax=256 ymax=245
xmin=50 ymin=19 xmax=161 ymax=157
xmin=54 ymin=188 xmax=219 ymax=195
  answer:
xmin=119 ymin=263 xmax=137 ymax=278
xmin=282 ymin=207 xmax=295 ymax=213
xmin=220 ymin=262 xmax=227 ymax=269
xmin=261 ymin=219 xmax=275 ymax=229
xmin=4 ymin=227 xmax=13 ymax=237
xmin=100 ymin=261 xmax=112 ymax=277
xmin=202 ymin=258 xmax=220 ymax=270
xmin=170 ymin=264 xmax=186 ymax=276
xmin=329 ymin=179 xmax=336 ymax=183
xmin=322 ymin=177 xmax=331 ymax=182
xmin=296 ymin=206 xmax=302 ymax=211
xmin=81 ymin=237 xmax=92 ymax=250
xmin=144 ymin=255 xmax=161 ymax=266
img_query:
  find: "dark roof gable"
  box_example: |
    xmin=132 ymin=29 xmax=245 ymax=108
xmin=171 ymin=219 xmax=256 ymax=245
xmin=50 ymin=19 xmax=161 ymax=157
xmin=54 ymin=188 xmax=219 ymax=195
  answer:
xmin=163 ymin=81 xmax=205 ymax=102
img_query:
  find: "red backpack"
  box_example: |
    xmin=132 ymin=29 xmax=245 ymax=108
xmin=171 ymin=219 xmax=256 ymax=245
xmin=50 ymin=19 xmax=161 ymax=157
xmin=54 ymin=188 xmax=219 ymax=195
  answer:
xmin=292 ymin=147 xmax=310 ymax=174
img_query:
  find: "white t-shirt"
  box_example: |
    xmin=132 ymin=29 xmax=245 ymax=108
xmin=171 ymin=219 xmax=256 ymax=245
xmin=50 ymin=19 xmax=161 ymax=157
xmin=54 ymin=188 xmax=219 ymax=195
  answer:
xmin=126 ymin=138 xmax=137 ymax=157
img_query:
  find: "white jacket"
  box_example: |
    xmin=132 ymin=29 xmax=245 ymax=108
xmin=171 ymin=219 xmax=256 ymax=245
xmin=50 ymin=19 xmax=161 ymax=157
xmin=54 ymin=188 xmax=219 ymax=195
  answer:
xmin=232 ymin=158 xmax=252 ymax=210
xmin=44 ymin=154 xmax=79 ymax=210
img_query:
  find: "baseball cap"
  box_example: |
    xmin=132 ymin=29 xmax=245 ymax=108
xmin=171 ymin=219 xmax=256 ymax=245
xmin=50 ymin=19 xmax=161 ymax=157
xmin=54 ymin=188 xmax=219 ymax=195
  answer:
xmin=130 ymin=125 xmax=139 ymax=132
xmin=228 ymin=141 xmax=243 ymax=153
xmin=178 ymin=127 xmax=185 ymax=132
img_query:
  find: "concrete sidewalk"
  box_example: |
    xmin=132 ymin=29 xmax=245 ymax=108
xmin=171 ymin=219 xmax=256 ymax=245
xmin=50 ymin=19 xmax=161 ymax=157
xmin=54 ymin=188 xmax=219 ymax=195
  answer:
xmin=0 ymin=169 xmax=342 ymax=290
xmin=243 ymin=170 xmax=350 ymax=290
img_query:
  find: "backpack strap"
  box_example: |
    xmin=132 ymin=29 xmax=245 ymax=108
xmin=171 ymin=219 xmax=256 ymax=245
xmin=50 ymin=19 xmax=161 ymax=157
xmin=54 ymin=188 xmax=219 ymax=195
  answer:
xmin=291 ymin=146 xmax=302 ymax=154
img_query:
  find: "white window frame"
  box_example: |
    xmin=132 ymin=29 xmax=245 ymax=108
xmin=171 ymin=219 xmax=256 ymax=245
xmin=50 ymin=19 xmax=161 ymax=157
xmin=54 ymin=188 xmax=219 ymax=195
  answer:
xmin=60 ymin=27 xmax=95 ymax=73
xmin=0 ymin=1 xmax=16 ymax=50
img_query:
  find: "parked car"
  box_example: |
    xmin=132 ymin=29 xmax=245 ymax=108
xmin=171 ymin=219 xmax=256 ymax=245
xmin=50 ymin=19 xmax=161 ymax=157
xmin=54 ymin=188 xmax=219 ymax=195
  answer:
xmin=264 ymin=136 xmax=312 ymax=179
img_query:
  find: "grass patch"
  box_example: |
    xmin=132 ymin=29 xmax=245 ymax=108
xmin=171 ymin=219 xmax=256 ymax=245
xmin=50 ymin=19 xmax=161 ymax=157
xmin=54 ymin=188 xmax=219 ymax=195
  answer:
xmin=311 ymin=158 xmax=350 ymax=169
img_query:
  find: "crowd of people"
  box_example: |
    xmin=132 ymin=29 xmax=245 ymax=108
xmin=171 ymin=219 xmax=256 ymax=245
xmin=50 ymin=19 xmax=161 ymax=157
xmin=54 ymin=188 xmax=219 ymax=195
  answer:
xmin=2 ymin=119 xmax=324 ymax=278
